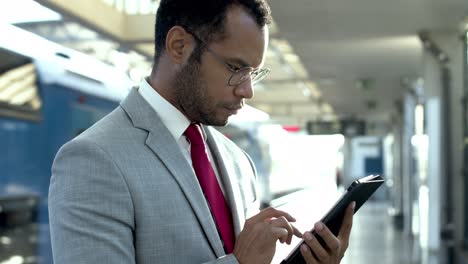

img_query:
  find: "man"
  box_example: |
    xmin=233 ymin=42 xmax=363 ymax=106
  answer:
xmin=48 ymin=0 xmax=354 ymax=263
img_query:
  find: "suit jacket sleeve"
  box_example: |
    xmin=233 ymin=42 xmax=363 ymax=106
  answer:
xmin=49 ymin=138 xmax=136 ymax=264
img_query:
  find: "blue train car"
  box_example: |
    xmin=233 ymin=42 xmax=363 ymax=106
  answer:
xmin=0 ymin=24 xmax=132 ymax=263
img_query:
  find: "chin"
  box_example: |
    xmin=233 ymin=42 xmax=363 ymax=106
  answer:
xmin=199 ymin=115 xmax=228 ymax=127
xmin=199 ymin=109 xmax=231 ymax=126
xmin=209 ymin=115 xmax=230 ymax=127
xmin=210 ymin=119 xmax=229 ymax=127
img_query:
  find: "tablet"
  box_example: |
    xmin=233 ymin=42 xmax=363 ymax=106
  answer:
xmin=280 ymin=175 xmax=384 ymax=264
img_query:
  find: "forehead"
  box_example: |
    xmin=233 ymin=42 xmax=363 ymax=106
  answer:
xmin=211 ymin=5 xmax=268 ymax=68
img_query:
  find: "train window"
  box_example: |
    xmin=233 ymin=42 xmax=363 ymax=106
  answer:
xmin=0 ymin=48 xmax=42 ymax=121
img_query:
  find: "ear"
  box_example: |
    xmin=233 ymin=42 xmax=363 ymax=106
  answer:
xmin=165 ymin=26 xmax=195 ymax=65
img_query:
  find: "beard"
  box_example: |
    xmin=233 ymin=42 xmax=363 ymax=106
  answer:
xmin=173 ymin=58 xmax=231 ymax=126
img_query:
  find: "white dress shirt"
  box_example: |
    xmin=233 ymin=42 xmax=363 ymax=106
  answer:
xmin=138 ymin=78 xmax=225 ymax=194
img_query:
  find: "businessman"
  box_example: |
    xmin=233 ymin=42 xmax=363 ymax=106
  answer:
xmin=48 ymin=0 xmax=354 ymax=263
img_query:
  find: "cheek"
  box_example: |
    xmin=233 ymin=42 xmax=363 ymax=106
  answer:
xmin=200 ymin=72 xmax=230 ymax=101
xmin=199 ymin=59 xmax=230 ymax=89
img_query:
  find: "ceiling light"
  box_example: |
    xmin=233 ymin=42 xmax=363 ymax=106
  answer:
xmin=284 ymin=53 xmax=299 ymax=63
xmin=302 ymin=88 xmax=311 ymax=97
xmin=1 ymin=255 xmax=24 ymax=264
xmin=318 ymin=78 xmax=336 ymax=86
xmin=271 ymin=39 xmax=294 ymax=54
xmin=305 ymin=81 xmax=322 ymax=99
xmin=321 ymin=103 xmax=333 ymax=114
xmin=463 ymin=17 xmax=468 ymax=31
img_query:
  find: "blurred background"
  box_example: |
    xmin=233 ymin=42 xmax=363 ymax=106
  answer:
xmin=0 ymin=0 xmax=468 ymax=263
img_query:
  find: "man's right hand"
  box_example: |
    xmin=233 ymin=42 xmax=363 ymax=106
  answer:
xmin=233 ymin=207 xmax=301 ymax=264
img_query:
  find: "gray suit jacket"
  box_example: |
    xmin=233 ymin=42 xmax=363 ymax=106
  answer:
xmin=49 ymin=88 xmax=259 ymax=264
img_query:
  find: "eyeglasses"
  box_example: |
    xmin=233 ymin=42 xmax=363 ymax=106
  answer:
xmin=186 ymin=30 xmax=270 ymax=86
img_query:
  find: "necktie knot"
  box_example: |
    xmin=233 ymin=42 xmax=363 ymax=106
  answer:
xmin=185 ymin=123 xmax=204 ymax=146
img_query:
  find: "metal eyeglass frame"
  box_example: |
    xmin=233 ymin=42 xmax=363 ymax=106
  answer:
xmin=185 ymin=29 xmax=270 ymax=86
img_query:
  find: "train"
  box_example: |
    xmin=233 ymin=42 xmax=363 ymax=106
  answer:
xmin=0 ymin=23 xmax=133 ymax=263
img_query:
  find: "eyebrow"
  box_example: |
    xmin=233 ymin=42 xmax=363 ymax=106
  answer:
xmin=225 ymin=57 xmax=258 ymax=70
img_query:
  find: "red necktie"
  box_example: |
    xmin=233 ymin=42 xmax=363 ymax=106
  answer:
xmin=184 ymin=123 xmax=235 ymax=253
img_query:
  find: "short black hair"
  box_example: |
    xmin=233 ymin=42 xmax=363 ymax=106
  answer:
xmin=153 ymin=0 xmax=272 ymax=65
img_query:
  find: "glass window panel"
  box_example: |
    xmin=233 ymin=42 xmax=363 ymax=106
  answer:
xmin=125 ymin=0 xmax=138 ymax=14
xmin=139 ymin=0 xmax=158 ymax=14
xmin=115 ymin=0 xmax=124 ymax=12
xmin=100 ymin=0 xmax=160 ymax=14
xmin=0 ymin=48 xmax=42 ymax=121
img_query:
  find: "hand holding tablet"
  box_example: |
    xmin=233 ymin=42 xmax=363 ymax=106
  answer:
xmin=281 ymin=175 xmax=385 ymax=264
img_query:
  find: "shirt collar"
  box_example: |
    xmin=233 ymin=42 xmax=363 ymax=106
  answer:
xmin=138 ymin=78 xmax=208 ymax=142
xmin=139 ymin=78 xmax=190 ymax=141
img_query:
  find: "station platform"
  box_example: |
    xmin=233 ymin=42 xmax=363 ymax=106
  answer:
xmin=271 ymin=188 xmax=432 ymax=264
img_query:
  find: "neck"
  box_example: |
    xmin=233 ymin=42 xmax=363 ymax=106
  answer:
xmin=148 ymin=62 xmax=176 ymax=107
xmin=147 ymin=62 xmax=193 ymax=122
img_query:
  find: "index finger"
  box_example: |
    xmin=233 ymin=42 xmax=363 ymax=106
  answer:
xmin=249 ymin=207 xmax=296 ymax=223
xmin=338 ymin=201 xmax=355 ymax=243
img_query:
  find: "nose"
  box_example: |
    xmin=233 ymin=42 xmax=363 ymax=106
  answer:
xmin=234 ymin=78 xmax=254 ymax=99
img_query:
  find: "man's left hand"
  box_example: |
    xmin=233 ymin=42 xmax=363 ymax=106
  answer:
xmin=300 ymin=201 xmax=355 ymax=263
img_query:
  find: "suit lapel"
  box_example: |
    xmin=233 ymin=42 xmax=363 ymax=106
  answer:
xmin=120 ymin=88 xmax=226 ymax=257
xmin=204 ymin=127 xmax=246 ymax=236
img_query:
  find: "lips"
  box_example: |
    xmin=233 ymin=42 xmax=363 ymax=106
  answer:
xmin=224 ymin=106 xmax=241 ymax=115
xmin=226 ymin=106 xmax=242 ymax=111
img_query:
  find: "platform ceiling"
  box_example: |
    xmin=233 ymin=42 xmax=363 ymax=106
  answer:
xmin=5 ymin=0 xmax=468 ymax=129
